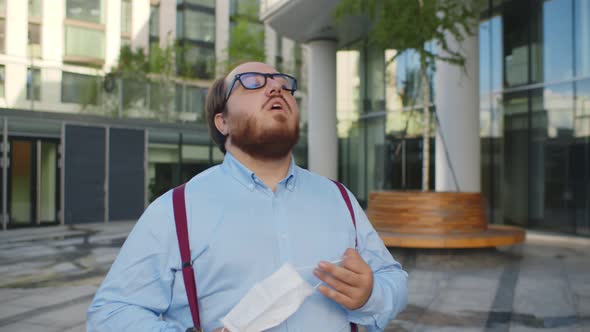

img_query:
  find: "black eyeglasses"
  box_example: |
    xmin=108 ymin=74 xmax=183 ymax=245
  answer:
xmin=225 ymin=72 xmax=298 ymax=101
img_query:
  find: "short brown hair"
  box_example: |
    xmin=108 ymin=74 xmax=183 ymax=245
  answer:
xmin=205 ymin=77 xmax=228 ymax=153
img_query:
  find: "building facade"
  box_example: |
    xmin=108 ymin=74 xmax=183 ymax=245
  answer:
xmin=262 ymin=0 xmax=590 ymax=237
xmin=0 ymin=0 xmax=305 ymax=229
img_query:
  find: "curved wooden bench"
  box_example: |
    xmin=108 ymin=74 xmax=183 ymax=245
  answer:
xmin=367 ymin=191 xmax=525 ymax=248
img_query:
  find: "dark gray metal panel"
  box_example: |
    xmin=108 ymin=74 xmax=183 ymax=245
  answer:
xmin=109 ymin=128 xmax=145 ymax=221
xmin=65 ymin=125 xmax=105 ymax=224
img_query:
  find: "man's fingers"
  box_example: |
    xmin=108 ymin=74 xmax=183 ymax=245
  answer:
xmin=313 ymin=268 xmax=354 ymax=296
xmin=317 ymin=261 xmax=359 ymax=285
xmin=341 ymin=249 xmax=369 ymax=274
xmin=317 ymin=284 xmax=353 ymax=308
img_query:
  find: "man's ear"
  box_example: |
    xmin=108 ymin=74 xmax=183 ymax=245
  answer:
xmin=214 ymin=113 xmax=228 ymax=136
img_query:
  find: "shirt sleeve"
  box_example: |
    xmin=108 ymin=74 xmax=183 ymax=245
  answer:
xmin=344 ymin=189 xmax=409 ymax=331
xmin=86 ymin=193 xmax=184 ymax=332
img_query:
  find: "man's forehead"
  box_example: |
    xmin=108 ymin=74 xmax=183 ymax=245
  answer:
xmin=225 ymin=62 xmax=278 ymax=82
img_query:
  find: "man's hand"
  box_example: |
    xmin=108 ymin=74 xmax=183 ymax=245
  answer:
xmin=313 ymin=248 xmax=373 ymax=310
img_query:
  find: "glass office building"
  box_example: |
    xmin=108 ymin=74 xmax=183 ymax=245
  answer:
xmin=335 ymin=0 xmax=589 ymax=236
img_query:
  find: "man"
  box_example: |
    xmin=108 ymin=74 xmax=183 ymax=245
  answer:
xmin=87 ymin=62 xmax=408 ymax=331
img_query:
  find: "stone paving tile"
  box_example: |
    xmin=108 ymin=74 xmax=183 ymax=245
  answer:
xmin=4 ymin=285 xmax=97 ymax=309
xmin=61 ymin=323 xmax=87 ymax=332
xmin=25 ymin=301 xmax=88 ymax=328
xmin=428 ymin=288 xmax=496 ymax=314
xmin=508 ymin=325 xmax=577 ymax=332
xmin=0 ymin=304 xmax=33 ymax=321
xmin=0 ymin=321 xmax=61 ymax=332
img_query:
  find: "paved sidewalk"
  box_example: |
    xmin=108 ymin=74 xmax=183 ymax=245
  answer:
xmin=1 ymin=222 xmax=589 ymax=331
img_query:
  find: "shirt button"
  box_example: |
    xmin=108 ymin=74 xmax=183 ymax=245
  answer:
xmin=281 ymin=233 xmax=287 ymax=239
xmin=248 ymin=184 xmax=255 ymax=190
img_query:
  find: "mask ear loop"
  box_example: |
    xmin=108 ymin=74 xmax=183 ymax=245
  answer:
xmin=293 ymin=259 xmax=344 ymax=290
xmin=295 ymin=259 xmax=343 ymax=272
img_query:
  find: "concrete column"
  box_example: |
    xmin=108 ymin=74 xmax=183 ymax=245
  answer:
xmin=264 ymin=25 xmax=278 ymax=67
xmin=105 ymin=0 xmax=122 ymax=71
xmin=131 ymin=0 xmax=150 ymax=52
xmin=434 ymin=31 xmax=480 ymax=192
xmin=5 ymin=64 xmax=27 ymax=107
xmin=215 ymin=0 xmax=229 ymax=75
xmin=307 ymin=39 xmax=337 ymax=179
xmin=159 ymin=0 xmax=176 ymax=47
xmin=5 ymin=0 xmax=27 ymax=58
xmin=282 ymin=37 xmax=295 ymax=74
xmin=41 ymin=0 xmax=63 ymax=62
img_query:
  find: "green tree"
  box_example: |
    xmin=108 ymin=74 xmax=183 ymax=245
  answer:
xmin=220 ymin=0 xmax=265 ymax=73
xmin=334 ymin=0 xmax=479 ymax=191
xmin=108 ymin=36 xmax=178 ymax=119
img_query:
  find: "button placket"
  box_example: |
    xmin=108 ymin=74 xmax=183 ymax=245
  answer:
xmin=273 ymin=194 xmax=290 ymax=263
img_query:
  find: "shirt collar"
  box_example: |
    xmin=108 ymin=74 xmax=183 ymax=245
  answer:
xmin=221 ymin=152 xmax=298 ymax=191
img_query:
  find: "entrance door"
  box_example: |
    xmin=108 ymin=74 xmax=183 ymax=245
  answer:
xmin=8 ymin=138 xmax=59 ymax=227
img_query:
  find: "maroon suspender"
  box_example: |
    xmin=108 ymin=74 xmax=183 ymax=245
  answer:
xmin=331 ymin=180 xmax=360 ymax=332
xmin=172 ymin=184 xmax=203 ymax=332
xmin=172 ymin=181 xmax=359 ymax=332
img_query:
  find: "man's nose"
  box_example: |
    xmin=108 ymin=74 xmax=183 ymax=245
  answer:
xmin=265 ymin=77 xmax=283 ymax=96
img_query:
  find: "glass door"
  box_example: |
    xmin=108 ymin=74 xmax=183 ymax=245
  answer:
xmin=9 ymin=139 xmax=34 ymax=226
xmin=38 ymin=141 xmax=58 ymax=224
xmin=7 ymin=138 xmax=59 ymax=227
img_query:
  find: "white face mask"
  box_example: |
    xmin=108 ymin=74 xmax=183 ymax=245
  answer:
xmin=220 ymin=263 xmax=314 ymax=332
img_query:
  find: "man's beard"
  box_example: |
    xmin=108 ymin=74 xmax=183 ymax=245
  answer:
xmin=230 ymin=112 xmax=300 ymax=160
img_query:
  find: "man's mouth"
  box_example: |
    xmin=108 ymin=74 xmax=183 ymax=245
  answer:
xmin=270 ymin=103 xmax=284 ymax=111
xmin=266 ymin=98 xmax=288 ymax=112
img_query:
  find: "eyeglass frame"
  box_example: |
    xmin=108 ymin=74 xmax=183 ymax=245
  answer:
xmin=224 ymin=72 xmax=298 ymax=101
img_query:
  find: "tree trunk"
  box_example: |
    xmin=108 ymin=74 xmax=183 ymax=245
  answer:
xmin=421 ymin=61 xmax=431 ymax=191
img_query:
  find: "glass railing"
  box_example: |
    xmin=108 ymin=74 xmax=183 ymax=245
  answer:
xmin=71 ymin=76 xmax=209 ymax=124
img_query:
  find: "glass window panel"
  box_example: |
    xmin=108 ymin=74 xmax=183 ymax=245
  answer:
xmin=121 ymin=0 xmax=132 ymax=35
xmin=573 ymin=79 xmax=590 ymax=235
xmin=65 ymin=25 xmax=105 ymax=59
xmin=61 ymin=72 xmax=99 ymax=105
xmin=0 ymin=18 xmax=5 ymax=53
xmin=66 ymin=0 xmax=104 ymax=24
xmin=542 ymin=0 xmax=573 ymax=82
xmin=502 ymin=91 xmax=529 ymax=226
xmin=186 ymin=86 xmax=206 ymax=121
xmin=184 ymin=10 xmax=215 ymax=42
xmin=530 ymin=1 xmax=543 ymax=83
xmin=0 ymin=65 xmax=4 ymax=99
xmin=530 ymin=84 xmax=576 ymax=232
xmin=149 ymin=82 xmax=174 ymax=112
xmin=575 ymin=0 xmax=590 ymax=77
xmin=231 ymin=0 xmax=259 ymax=17
xmin=176 ymin=10 xmax=183 ymax=38
xmin=480 ymin=20 xmax=492 ymax=94
xmin=149 ymin=5 xmax=159 ymax=38
xmin=26 ymin=68 xmax=41 ymax=101
xmin=503 ymin=1 xmax=531 ymax=86
xmin=186 ymin=0 xmax=215 ymax=7
xmin=175 ymin=84 xmax=184 ymax=112
xmin=337 ymin=50 xmax=361 ymax=125
xmin=179 ymin=44 xmax=215 ymax=79
xmin=576 ymin=79 xmax=590 ymax=136
xmin=0 ymin=0 xmax=5 ymax=13
xmin=28 ymin=23 xmax=41 ymax=58
xmin=491 ymin=16 xmax=503 ymax=91
xmin=29 ymin=0 xmax=42 ymax=17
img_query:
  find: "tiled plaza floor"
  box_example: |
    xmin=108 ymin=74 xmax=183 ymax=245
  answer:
xmin=0 ymin=222 xmax=588 ymax=331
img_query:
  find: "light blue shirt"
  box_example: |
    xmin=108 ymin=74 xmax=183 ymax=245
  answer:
xmin=87 ymin=153 xmax=408 ymax=332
